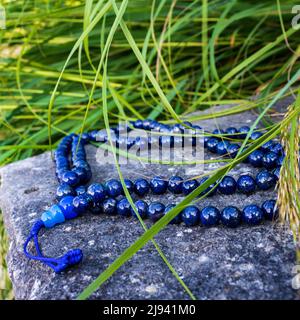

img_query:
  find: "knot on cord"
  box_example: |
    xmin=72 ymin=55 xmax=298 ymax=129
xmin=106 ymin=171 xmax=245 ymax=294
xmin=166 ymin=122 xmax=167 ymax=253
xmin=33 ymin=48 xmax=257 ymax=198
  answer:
xmin=52 ymin=249 xmax=83 ymax=273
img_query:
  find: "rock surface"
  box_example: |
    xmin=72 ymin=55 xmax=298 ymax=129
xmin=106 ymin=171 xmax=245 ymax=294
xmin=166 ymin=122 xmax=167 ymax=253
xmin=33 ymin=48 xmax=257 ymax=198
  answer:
xmin=0 ymin=102 xmax=299 ymax=300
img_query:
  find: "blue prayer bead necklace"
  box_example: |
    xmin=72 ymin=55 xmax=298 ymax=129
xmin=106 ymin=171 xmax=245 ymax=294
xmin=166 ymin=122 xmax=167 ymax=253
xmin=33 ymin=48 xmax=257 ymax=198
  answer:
xmin=24 ymin=120 xmax=282 ymax=273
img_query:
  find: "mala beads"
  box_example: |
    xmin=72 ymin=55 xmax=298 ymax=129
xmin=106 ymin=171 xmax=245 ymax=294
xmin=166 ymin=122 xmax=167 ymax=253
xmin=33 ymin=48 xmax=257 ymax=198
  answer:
xmin=24 ymin=120 xmax=282 ymax=273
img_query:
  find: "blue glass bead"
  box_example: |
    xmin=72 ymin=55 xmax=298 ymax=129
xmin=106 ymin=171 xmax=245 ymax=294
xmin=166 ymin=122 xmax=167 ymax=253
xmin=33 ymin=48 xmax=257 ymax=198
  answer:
xmin=159 ymin=135 xmax=174 ymax=148
xmin=216 ymin=140 xmax=231 ymax=155
xmin=255 ymin=170 xmax=276 ymax=190
xmin=134 ymin=119 xmax=143 ymax=129
xmin=262 ymin=200 xmax=278 ymax=220
xmin=59 ymin=196 xmax=78 ymax=219
xmin=164 ymin=204 xmax=181 ymax=224
xmin=183 ymin=121 xmax=193 ymax=128
xmin=206 ymin=137 xmax=219 ymax=153
xmin=173 ymin=136 xmax=183 ymax=147
xmin=149 ymin=120 xmax=157 ymax=130
xmin=73 ymin=166 xmax=90 ymax=184
xmin=181 ymin=206 xmax=199 ymax=226
xmin=142 ymin=119 xmax=152 ymax=130
xmin=242 ymin=205 xmax=263 ymax=225
xmin=61 ymin=170 xmax=80 ymax=187
xmin=212 ymin=129 xmax=225 ymax=135
xmin=135 ymin=137 xmax=148 ymax=151
xmin=56 ymin=183 xmax=75 ymax=201
xmin=73 ymin=194 xmax=93 ymax=215
xmin=80 ymin=132 xmax=90 ymax=143
xmin=220 ymin=206 xmax=241 ymax=227
xmin=159 ymin=124 xmax=171 ymax=133
xmin=262 ymin=151 xmax=278 ymax=169
xmin=228 ymin=144 xmax=240 ymax=157
xmin=126 ymin=137 xmax=136 ymax=149
xmin=199 ymin=177 xmax=217 ymax=197
xmin=43 ymin=204 xmax=65 ymax=228
xmin=218 ymin=176 xmax=237 ymax=195
xmin=124 ymin=179 xmax=134 ymax=193
xmin=225 ymin=127 xmax=238 ymax=138
xmin=261 ymin=140 xmax=273 ymax=151
xmin=238 ymin=126 xmax=250 ymax=138
xmin=172 ymin=123 xmax=184 ymax=134
xmin=247 ymin=150 xmax=264 ymax=167
xmin=251 ymin=131 xmax=263 ymax=140
xmin=90 ymin=201 xmax=103 ymax=214
xmin=75 ymin=185 xmax=86 ymax=195
xmin=117 ymin=198 xmax=131 ymax=217
xmin=200 ymin=206 xmax=220 ymax=226
xmin=277 ymin=155 xmax=284 ymax=166
xmin=102 ymin=198 xmax=117 ymax=215
xmin=237 ymin=175 xmax=256 ymax=194
xmin=168 ymin=176 xmax=183 ymax=194
xmin=273 ymin=167 xmax=281 ymax=180
xmin=105 ymin=179 xmax=123 ymax=198
xmin=148 ymin=136 xmax=159 ymax=148
xmin=182 ymin=179 xmax=199 ymax=195
xmin=148 ymin=202 xmax=165 ymax=222
xmin=87 ymin=183 xmax=106 ymax=202
xmin=131 ymin=200 xmax=148 ymax=219
xmin=269 ymin=143 xmax=283 ymax=155
xmin=134 ymin=178 xmax=150 ymax=196
xmin=150 ymin=176 xmax=168 ymax=194
xmin=204 ymin=136 xmax=209 ymax=148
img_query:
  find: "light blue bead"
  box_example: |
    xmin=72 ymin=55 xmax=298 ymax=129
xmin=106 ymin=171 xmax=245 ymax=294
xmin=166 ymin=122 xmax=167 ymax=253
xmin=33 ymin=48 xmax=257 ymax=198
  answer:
xmin=41 ymin=205 xmax=65 ymax=228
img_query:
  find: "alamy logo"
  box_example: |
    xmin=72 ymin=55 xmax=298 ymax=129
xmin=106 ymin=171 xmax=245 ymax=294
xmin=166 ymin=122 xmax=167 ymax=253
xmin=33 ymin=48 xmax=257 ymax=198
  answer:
xmin=0 ymin=5 xmax=5 ymax=29
xmin=292 ymin=5 xmax=300 ymax=30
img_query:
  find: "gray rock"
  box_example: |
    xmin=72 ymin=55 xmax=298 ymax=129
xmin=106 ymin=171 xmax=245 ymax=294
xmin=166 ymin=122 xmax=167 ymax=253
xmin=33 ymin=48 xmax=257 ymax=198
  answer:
xmin=0 ymin=103 xmax=299 ymax=300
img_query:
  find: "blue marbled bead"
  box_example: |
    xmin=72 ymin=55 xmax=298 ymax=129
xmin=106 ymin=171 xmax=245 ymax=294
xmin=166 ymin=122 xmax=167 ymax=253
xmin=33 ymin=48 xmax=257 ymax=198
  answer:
xmin=73 ymin=194 xmax=93 ymax=214
xmin=61 ymin=170 xmax=80 ymax=187
xmin=102 ymin=198 xmax=117 ymax=215
xmin=75 ymin=185 xmax=86 ymax=195
xmin=228 ymin=144 xmax=240 ymax=157
xmin=238 ymin=126 xmax=250 ymax=138
xmin=251 ymin=131 xmax=263 ymax=140
xmin=59 ymin=196 xmax=78 ymax=219
xmin=220 ymin=206 xmax=241 ymax=227
xmin=262 ymin=151 xmax=278 ymax=169
xmin=269 ymin=142 xmax=283 ymax=155
xmin=181 ymin=206 xmax=199 ymax=226
xmin=199 ymin=177 xmax=217 ymax=197
xmin=225 ymin=127 xmax=238 ymax=138
xmin=164 ymin=204 xmax=181 ymax=224
xmin=182 ymin=179 xmax=199 ymax=195
xmin=124 ymin=179 xmax=134 ymax=193
xmin=56 ymin=183 xmax=75 ymax=201
xmin=172 ymin=123 xmax=184 ymax=134
xmin=73 ymin=166 xmax=90 ymax=184
xmin=142 ymin=119 xmax=152 ymax=130
xmin=148 ymin=202 xmax=165 ymax=222
xmin=255 ymin=170 xmax=276 ymax=190
xmin=105 ymin=179 xmax=123 ymax=198
xmin=87 ymin=183 xmax=106 ymax=202
xmin=216 ymin=140 xmax=231 ymax=155
xmin=247 ymin=150 xmax=264 ymax=167
xmin=134 ymin=178 xmax=150 ymax=196
xmin=261 ymin=200 xmax=278 ymax=220
xmin=242 ymin=205 xmax=263 ymax=225
xmin=237 ymin=175 xmax=256 ymax=194
xmin=150 ymin=176 xmax=168 ymax=194
xmin=218 ymin=176 xmax=237 ymax=195
xmin=168 ymin=176 xmax=183 ymax=194
xmin=117 ymin=198 xmax=131 ymax=217
xmin=206 ymin=137 xmax=219 ymax=153
xmin=200 ymin=206 xmax=220 ymax=226
xmin=159 ymin=124 xmax=171 ymax=133
xmin=131 ymin=200 xmax=148 ymax=219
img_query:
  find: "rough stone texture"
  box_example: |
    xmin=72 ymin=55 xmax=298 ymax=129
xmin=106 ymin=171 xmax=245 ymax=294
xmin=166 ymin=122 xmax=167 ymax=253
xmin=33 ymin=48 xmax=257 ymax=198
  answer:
xmin=0 ymin=101 xmax=299 ymax=300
